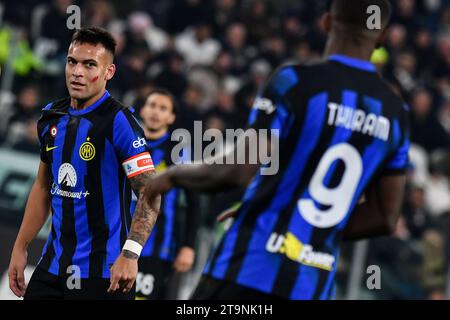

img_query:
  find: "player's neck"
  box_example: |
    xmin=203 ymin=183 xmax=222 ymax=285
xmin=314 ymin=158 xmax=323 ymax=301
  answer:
xmin=145 ymin=128 xmax=169 ymax=141
xmin=324 ymin=36 xmax=375 ymax=62
xmin=71 ymin=89 xmax=106 ymax=110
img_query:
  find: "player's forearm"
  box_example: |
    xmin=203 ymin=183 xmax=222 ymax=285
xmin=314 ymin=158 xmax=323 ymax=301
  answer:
xmin=168 ymin=163 xmax=256 ymax=193
xmin=14 ymin=181 xmax=51 ymax=251
xmin=343 ymin=176 xmax=405 ymax=241
xmin=342 ymin=204 xmax=391 ymax=241
xmin=342 ymin=191 xmax=397 ymax=241
xmin=126 ymin=171 xmax=161 ymax=258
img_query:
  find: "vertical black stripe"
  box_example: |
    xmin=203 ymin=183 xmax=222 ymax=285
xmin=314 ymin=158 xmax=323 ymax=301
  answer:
xmin=169 ymin=189 xmax=180 ymax=259
xmin=58 ymin=117 xmax=80 ymax=275
xmin=85 ymin=125 xmax=108 ymax=277
xmin=153 ymin=199 xmax=166 ymax=258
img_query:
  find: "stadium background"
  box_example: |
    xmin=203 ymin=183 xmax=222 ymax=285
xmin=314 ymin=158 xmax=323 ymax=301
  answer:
xmin=0 ymin=0 xmax=449 ymax=300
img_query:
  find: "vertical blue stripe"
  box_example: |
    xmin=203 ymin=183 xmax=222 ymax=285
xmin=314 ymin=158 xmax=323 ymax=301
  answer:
xmin=363 ymin=96 xmax=382 ymax=114
xmin=122 ymin=176 xmax=129 ymax=236
xmin=273 ymin=67 xmax=299 ymax=95
xmin=248 ymin=67 xmax=298 ymax=127
xmin=319 ymin=258 xmax=338 ymax=299
xmin=70 ymin=118 xmax=92 ymax=277
xmin=235 ymin=93 xmax=329 ymax=293
xmin=290 ymin=266 xmax=321 ymax=299
xmin=248 ymin=107 xmax=258 ymax=126
xmin=48 ymin=115 xmax=70 ymax=275
xmin=101 ymin=139 xmax=122 ymax=278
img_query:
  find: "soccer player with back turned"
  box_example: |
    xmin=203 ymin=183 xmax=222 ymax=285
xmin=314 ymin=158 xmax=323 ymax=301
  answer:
xmin=8 ymin=27 xmax=161 ymax=300
xmin=145 ymin=0 xmax=410 ymax=300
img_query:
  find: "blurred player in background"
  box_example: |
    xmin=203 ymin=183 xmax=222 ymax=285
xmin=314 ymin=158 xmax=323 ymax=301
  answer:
xmin=8 ymin=27 xmax=160 ymax=300
xmin=133 ymin=89 xmax=199 ymax=299
xmin=145 ymin=0 xmax=410 ymax=300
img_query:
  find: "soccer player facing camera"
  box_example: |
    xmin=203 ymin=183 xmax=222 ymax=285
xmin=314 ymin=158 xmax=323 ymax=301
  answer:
xmin=9 ymin=27 xmax=160 ymax=300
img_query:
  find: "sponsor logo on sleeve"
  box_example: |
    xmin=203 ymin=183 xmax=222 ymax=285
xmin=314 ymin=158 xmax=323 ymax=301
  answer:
xmin=133 ymin=137 xmax=147 ymax=149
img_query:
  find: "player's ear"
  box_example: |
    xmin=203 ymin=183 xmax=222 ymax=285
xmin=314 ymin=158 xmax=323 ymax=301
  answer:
xmin=320 ymin=12 xmax=332 ymax=33
xmin=105 ymin=63 xmax=116 ymax=81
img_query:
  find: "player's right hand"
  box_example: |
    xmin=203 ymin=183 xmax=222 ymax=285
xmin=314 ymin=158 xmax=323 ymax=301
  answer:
xmin=8 ymin=247 xmax=28 ymax=297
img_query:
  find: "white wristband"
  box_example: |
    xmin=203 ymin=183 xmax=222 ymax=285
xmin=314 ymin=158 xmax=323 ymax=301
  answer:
xmin=122 ymin=240 xmax=143 ymax=257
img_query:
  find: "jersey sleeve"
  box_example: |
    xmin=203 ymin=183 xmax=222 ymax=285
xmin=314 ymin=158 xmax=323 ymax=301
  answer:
xmin=382 ymin=105 xmax=411 ymax=175
xmin=113 ymin=109 xmax=155 ymax=179
xmin=383 ymin=135 xmax=411 ymax=174
xmin=247 ymin=65 xmax=299 ymax=136
xmin=37 ymin=102 xmax=53 ymax=163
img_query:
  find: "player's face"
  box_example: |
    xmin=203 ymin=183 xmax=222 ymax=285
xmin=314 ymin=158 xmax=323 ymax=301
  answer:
xmin=65 ymin=42 xmax=115 ymax=101
xmin=140 ymin=94 xmax=175 ymax=132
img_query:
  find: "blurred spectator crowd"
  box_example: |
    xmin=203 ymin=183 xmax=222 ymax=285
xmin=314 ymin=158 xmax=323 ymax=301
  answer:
xmin=0 ymin=0 xmax=449 ymax=299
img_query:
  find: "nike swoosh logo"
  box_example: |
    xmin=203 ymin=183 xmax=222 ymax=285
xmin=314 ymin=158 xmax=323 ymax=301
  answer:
xmin=46 ymin=145 xmax=58 ymax=152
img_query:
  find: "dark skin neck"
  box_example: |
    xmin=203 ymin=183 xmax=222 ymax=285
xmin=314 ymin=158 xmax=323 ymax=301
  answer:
xmin=323 ymin=29 xmax=377 ymax=62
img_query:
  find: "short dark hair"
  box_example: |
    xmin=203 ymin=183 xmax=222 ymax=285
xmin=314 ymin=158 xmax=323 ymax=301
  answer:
xmin=331 ymin=0 xmax=392 ymax=31
xmin=71 ymin=27 xmax=117 ymax=56
xmin=148 ymin=88 xmax=178 ymax=115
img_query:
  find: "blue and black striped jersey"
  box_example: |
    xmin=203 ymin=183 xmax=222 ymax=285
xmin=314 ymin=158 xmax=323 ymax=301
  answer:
xmin=36 ymin=91 xmax=155 ymax=279
xmin=204 ymin=55 xmax=410 ymax=299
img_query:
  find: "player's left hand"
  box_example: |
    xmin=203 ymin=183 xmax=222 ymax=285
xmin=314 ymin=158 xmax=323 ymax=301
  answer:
xmin=108 ymin=252 xmax=138 ymax=294
xmin=173 ymin=247 xmax=195 ymax=273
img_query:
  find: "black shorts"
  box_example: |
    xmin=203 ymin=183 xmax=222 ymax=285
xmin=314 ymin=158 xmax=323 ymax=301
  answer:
xmin=24 ymin=267 xmax=135 ymax=300
xmin=191 ymin=275 xmax=285 ymax=300
xmin=135 ymin=256 xmax=174 ymax=300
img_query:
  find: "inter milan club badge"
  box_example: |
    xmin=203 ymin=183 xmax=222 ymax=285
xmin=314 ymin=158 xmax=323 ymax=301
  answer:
xmin=79 ymin=137 xmax=96 ymax=161
xmin=50 ymin=125 xmax=58 ymax=138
